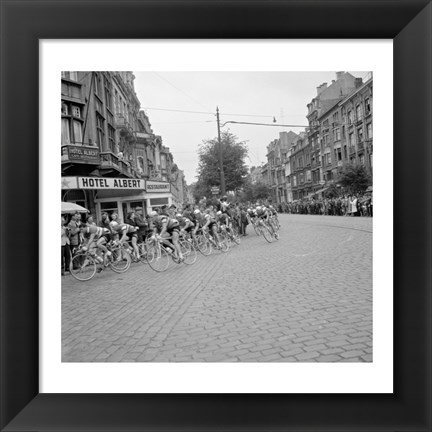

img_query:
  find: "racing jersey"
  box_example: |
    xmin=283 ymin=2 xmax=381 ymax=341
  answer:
xmin=182 ymin=210 xmax=196 ymax=225
xmin=255 ymin=207 xmax=268 ymax=218
xmin=111 ymin=223 xmax=137 ymax=235
xmin=83 ymin=225 xmax=110 ymax=239
xmin=218 ymin=213 xmax=230 ymax=225
xmin=194 ymin=213 xmax=206 ymax=228
xmin=204 ymin=212 xmax=217 ymax=226
xmin=176 ymin=215 xmax=194 ymax=229
xmin=153 ymin=215 xmax=180 ymax=233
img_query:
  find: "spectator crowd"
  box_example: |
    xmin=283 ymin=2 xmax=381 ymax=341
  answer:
xmin=277 ymin=193 xmax=373 ymax=217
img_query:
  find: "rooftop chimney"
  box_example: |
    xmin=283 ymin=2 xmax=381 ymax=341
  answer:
xmin=355 ymin=77 xmax=363 ymax=88
xmin=317 ymin=82 xmax=328 ymax=95
xmin=336 ymin=71 xmax=344 ymax=80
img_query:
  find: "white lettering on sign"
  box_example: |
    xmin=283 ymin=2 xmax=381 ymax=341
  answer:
xmin=145 ymin=181 xmax=171 ymax=193
xmin=77 ymin=177 xmax=144 ymax=189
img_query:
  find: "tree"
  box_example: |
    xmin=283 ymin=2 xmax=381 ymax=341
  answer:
xmin=240 ymin=179 xmax=272 ymax=203
xmin=338 ymin=164 xmax=371 ymax=194
xmin=195 ymin=131 xmax=249 ymax=198
xmin=323 ymin=183 xmax=339 ymax=199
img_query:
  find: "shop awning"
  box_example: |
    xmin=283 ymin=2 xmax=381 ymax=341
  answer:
xmin=61 ymin=201 xmax=89 ymax=214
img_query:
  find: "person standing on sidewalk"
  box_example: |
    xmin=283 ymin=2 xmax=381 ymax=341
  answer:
xmin=68 ymin=212 xmax=82 ymax=256
xmin=240 ymin=206 xmax=249 ymax=236
xmin=134 ymin=206 xmax=149 ymax=243
xmin=61 ymin=215 xmax=71 ymax=275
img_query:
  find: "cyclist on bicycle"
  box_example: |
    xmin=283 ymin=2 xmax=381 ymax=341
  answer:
xmin=152 ymin=209 xmax=184 ymax=262
xmin=256 ymin=206 xmax=279 ymax=239
xmin=202 ymin=206 xmax=222 ymax=247
xmin=217 ymin=210 xmax=231 ymax=230
xmin=176 ymin=213 xmax=194 ymax=237
xmin=191 ymin=209 xmax=205 ymax=239
xmin=80 ymin=225 xmax=111 ymax=260
xmin=268 ymin=204 xmax=280 ymax=228
xmin=110 ymin=220 xmax=140 ymax=260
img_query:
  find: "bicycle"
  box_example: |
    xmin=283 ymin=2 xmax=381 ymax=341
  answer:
xmin=268 ymin=215 xmax=280 ymax=233
xmin=202 ymin=228 xmax=229 ymax=253
xmin=70 ymin=243 xmax=131 ymax=281
xmin=255 ymin=218 xmax=275 ymax=243
xmin=188 ymin=229 xmax=212 ymax=256
xmin=224 ymin=224 xmax=241 ymax=246
xmin=146 ymin=234 xmax=197 ymax=272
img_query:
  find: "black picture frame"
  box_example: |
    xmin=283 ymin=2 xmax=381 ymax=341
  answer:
xmin=1 ymin=0 xmax=431 ymax=430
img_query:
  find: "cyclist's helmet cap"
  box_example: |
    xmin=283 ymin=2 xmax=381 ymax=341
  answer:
xmin=194 ymin=209 xmax=201 ymax=214
xmin=176 ymin=213 xmax=182 ymax=218
xmin=222 ymin=195 xmax=227 ymax=200
xmin=256 ymin=206 xmax=262 ymax=211
xmin=217 ymin=211 xmax=222 ymax=215
xmin=149 ymin=211 xmax=158 ymax=217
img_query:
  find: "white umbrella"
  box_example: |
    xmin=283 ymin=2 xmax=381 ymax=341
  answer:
xmin=61 ymin=202 xmax=89 ymax=214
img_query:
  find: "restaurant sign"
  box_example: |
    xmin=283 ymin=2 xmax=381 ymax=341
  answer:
xmin=145 ymin=180 xmax=171 ymax=193
xmin=61 ymin=176 xmax=144 ymax=190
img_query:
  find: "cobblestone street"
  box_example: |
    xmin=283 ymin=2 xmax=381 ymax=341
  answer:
xmin=62 ymin=214 xmax=372 ymax=363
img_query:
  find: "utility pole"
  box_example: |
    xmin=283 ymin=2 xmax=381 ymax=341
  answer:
xmin=216 ymin=107 xmax=226 ymax=195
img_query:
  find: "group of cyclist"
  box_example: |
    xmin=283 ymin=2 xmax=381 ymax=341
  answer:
xmin=61 ymin=196 xmax=281 ymax=276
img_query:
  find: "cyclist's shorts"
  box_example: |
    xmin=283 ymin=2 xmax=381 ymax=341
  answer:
xmin=167 ymin=226 xmax=180 ymax=234
xmin=101 ymin=233 xmax=112 ymax=242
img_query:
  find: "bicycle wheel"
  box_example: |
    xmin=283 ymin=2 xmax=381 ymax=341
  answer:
xmin=137 ymin=242 xmax=148 ymax=264
xmin=180 ymin=240 xmax=197 ymax=265
xmin=146 ymin=245 xmax=170 ymax=272
xmin=196 ymin=235 xmax=212 ymax=256
xmin=230 ymin=228 xmax=241 ymax=245
xmin=219 ymin=231 xmax=232 ymax=248
xmin=254 ymin=223 xmax=261 ymax=236
xmin=109 ymin=248 xmax=131 ymax=273
xmin=262 ymin=225 xmax=273 ymax=243
xmin=270 ymin=218 xmax=279 ymax=232
xmin=70 ymin=253 xmax=97 ymax=281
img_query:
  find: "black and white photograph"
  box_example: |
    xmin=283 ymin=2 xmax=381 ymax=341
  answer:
xmin=3 ymin=0 xmax=431 ymax=429
xmin=61 ymin=70 xmax=373 ymax=364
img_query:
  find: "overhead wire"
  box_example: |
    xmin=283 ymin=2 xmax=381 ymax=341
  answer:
xmin=152 ymin=72 xmax=213 ymax=113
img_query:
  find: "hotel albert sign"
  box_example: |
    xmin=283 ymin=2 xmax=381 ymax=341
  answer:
xmin=61 ymin=177 xmax=145 ymax=190
xmin=61 ymin=177 xmax=171 ymax=192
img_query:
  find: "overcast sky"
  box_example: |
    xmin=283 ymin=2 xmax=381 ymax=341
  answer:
xmin=133 ymin=71 xmax=370 ymax=184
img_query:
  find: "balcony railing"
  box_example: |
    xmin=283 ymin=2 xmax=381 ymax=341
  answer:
xmin=100 ymin=151 xmax=119 ymax=167
xmin=357 ymin=141 xmax=364 ymax=151
xmin=100 ymin=152 xmax=136 ymax=177
xmin=349 ymin=146 xmax=356 ymax=155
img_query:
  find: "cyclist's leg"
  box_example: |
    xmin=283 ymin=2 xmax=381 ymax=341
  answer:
xmin=171 ymin=230 xmax=183 ymax=260
xmin=131 ymin=235 xmax=139 ymax=258
xmin=96 ymin=237 xmax=109 ymax=256
xmin=211 ymin=224 xmax=220 ymax=245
